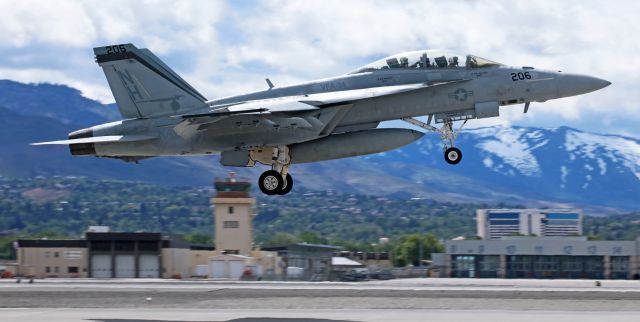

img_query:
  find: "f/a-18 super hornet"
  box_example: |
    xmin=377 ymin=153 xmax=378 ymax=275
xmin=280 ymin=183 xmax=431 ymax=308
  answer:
xmin=34 ymin=44 xmax=610 ymax=195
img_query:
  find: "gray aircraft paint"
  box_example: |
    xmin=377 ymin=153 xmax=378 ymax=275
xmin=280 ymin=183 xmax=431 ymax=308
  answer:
xmin=34 ymin=44 xmax=610 ymax=173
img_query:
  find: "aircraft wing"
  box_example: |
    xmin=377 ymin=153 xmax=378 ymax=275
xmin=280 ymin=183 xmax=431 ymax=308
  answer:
xmin=180 ymin=101 xmax=319 ymax=119
xmin=179 ymin=79 xmax=468 ymax=120
xmin=31 ymin=135 xmax=156 ymax=146
xmin=300 ymin=80 xmax=466 ymax=106
xmin=170 ymin=79 xmax=469 ymax=139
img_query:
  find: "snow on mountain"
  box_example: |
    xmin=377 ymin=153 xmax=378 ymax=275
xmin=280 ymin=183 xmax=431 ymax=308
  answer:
xmin=471 ymin=126 xmax=544 ymax=177
xmin=565 ymin=130 xmax=640 ymax=180
xmin=459 ymin=125 xmax=640 ymax=188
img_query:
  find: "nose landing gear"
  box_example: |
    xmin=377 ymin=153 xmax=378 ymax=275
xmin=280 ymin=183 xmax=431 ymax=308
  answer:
xmin=440 ymin=119 xmax=463 ymax=165
xmin=257 ymin=146 xmax=294 ymax=196
xmin=401 ymin=117 xmax=465 ymax=165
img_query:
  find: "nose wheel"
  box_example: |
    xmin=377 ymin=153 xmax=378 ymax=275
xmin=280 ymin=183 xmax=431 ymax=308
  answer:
xmin=444 ymin=147 xmax=462 ymax=165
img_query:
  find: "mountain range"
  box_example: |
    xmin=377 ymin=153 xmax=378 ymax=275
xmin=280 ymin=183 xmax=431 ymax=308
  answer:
xmin=0 ymin=79 xmax=638 ymax=212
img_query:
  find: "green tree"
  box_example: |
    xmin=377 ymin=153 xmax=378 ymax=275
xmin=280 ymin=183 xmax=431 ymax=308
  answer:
xmin=298 ymin=231 xmax=328 ymax=244
xmin=0 ymin=236 xmax=17 ymax=260
xmin=264 ymin=232 xmax=299 ymax=246
xmin=393 ymin=233 xmax=444 ymax=267
xmin=184 ymin=232 xmax=213 ymax=245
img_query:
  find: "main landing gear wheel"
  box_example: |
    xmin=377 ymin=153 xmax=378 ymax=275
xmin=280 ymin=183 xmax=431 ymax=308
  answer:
xmin=444 ymin=147 xmax=462 ymax=165
xmin=276 ymin=173 xmax=293 ymax=195
xmin=258 ymin=171 xmax=294 ymax=196
xmin=258 ymin=170 xmax=284 ymax=195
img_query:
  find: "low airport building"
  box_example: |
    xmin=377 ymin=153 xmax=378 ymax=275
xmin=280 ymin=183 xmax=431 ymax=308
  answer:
xmin=16 ymin=232 xmax=191 ymax=278
xmin=262 ymin=243 xmax=339 ymax=280
xmin=433 ymin=236 xmax=640 ymax=279
xmin=335 ymin=251 xmax=393 ymax=268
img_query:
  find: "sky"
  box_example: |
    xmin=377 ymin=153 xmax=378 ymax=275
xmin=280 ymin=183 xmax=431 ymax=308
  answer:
xmin=1 ymin=0 xmax=639 ymax=137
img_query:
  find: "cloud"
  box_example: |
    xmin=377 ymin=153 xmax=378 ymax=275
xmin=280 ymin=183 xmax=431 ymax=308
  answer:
xmin=0 ymin=0 xmax=97 ymax=47
xmin=0 ymin=0 xmax=226 ymax=49
xmin=0 ymin=0 xmax=227 ymax=102
xmin=203 ymin=0 xmax=639 ymax=136
xmin=0 ymin=0 xmax=638 ymax=136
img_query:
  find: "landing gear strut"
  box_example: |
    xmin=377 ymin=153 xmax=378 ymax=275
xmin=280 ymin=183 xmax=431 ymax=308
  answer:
xmin=440 ymin=119 xmax=463 ymax=165
xmin=257 ymin=146 xmax=294 ymax=196
xmin=401 ymin=117 xmax=465 ymax=165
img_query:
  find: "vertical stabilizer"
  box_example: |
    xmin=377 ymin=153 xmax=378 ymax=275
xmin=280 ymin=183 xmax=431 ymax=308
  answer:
xmin=94 ymin=44 xmax=207 ymax=119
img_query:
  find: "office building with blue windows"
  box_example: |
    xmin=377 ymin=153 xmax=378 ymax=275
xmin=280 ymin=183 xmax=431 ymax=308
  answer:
xmin=477 ymin=209 xmax=582 ymax=240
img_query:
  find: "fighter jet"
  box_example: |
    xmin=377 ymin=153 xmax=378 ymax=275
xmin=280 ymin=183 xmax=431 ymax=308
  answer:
xmin=33 ymin=44 xmax=610 ymax=195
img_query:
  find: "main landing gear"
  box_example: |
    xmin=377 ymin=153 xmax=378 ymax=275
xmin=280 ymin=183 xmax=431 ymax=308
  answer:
xmin=257 ymin=146 xmax=294 ymax=196
xmin=401 ymin=117 xmax=465 ymax=165
xmin=258 ymin=171 xmax=293 ymax=195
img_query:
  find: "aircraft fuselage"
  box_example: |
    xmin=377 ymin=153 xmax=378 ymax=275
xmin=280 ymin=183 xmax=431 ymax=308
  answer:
xmin=36 ymin=45 xmax=610 ymax=195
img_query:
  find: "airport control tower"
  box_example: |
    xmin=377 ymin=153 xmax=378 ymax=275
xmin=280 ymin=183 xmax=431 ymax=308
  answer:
xmin=212 ymin=173 xmax=256 ymax=256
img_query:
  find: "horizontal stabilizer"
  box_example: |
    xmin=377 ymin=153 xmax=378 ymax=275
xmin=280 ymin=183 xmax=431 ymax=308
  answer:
xmin=31 ymin=135 xmax=156 ymax=146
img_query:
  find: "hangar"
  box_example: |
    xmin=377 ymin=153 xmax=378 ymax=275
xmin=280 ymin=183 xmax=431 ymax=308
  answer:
xmin=433 ymin=236 xmax=640 ymax=279
xmin=16 ymin=232 xmax=191 ymax=278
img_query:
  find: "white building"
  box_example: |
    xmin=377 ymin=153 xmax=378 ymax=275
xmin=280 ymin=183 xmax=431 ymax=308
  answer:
xmin=477 ymin=209 xmax=582 ymax=240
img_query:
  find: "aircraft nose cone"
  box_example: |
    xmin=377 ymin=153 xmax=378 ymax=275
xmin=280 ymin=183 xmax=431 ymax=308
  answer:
xmin=557 ymin=73 xmax=611 ymax=97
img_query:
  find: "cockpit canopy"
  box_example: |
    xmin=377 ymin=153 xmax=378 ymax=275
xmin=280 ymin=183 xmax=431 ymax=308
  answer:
xmin=349 ymin=50 xmax=502 ymax=74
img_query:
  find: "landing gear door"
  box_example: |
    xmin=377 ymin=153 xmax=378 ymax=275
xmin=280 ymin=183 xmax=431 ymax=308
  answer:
xmin=474 ymin=101 xmax=499 ymax=119
xmin=220 ymin=150 xmax=254 ymax=167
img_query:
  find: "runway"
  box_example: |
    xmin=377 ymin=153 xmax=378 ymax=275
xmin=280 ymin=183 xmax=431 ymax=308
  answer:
xmin=2 ymin=308 xmax=639 ymax=322
xmin=1 ymin=278 xmax=640 ymax=321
